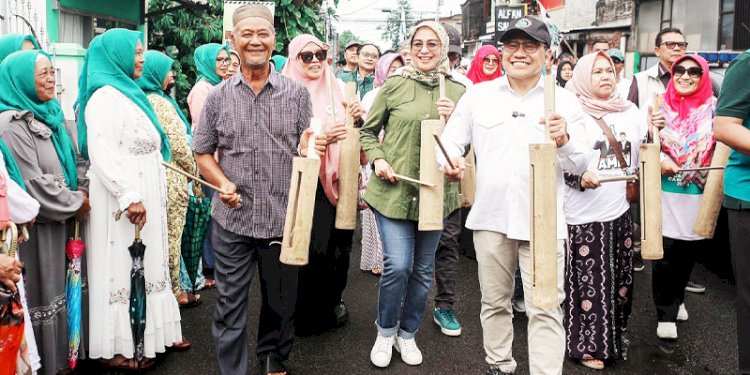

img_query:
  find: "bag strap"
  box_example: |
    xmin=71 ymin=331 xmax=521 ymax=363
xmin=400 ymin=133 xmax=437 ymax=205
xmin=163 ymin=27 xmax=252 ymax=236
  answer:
xmin=592 ymin=117 xmax=628 ymax=169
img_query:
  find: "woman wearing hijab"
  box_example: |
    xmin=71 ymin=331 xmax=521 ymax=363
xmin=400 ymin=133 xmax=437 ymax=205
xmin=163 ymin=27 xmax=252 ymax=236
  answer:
xmin=281 ymin=34 xmax=363 ymax=335
xmin=557 ymin=60 xmax=574 ymax=88
xmin=187 ymin=43 xmax=230 ymax=134
xmin=225 ymin=49 xmax=241 ymax=80
xmin=187 ymin=43 xmax=230 ymax=291
xmin=563 ymin=52 xmax=647 ymax=370
xmin=77 ymin=28 xmax=185 ymax=371
xmin=0 ymin=49 xmax=90 ymax=375
xmin=652 ymin=54 xmax=717 ymax=341
xmin=0 ymin=33 xmax=40 ymax=62
xmin=466 ymin=45 xmax=502 ymax=84
xmin=360 ymin=22 xmax=465 ymax=368
xmin=137 ymin=50 xmax=203 ymax=308
xmin=358 ymin=53 xmax=405 ymax=276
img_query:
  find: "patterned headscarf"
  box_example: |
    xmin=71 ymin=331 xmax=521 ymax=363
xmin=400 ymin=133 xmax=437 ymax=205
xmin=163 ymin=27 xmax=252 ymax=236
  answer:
xmin=399 ymin=21 xmax=451 ymax=85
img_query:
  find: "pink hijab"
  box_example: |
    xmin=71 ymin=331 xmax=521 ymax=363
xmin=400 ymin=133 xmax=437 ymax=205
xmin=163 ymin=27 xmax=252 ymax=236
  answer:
xmin=663 ymin=54 xmax=714 ymax=120
xmin=466 ymin=45 xmax=502 ymax=84
xmin=282 ymin=34 xmax=346 ymax=206
xmin=570 ymin=51 xmax=632 ymax=119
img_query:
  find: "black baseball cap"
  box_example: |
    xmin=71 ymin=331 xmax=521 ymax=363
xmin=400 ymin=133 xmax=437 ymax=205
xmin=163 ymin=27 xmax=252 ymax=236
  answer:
xmin=500 ymin=16 xmax=551 ymax=47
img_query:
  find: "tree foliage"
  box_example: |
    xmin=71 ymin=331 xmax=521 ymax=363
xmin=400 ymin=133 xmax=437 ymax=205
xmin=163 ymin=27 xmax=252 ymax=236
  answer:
xmin=378 ymin=0 xmax=414 ymax=51
xmin=147 ymin=0 xmax=336 ymax=121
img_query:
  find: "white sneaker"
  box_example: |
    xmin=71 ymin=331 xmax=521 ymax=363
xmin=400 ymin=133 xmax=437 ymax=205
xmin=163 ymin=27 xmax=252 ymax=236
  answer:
xmin=370 ymin=333 xmax=395 ymax=368
xmin=657 ymin=322 xmax=678 ymax=340
xmin=394 ymin=336 xmax=423 ymax=366
xmin=677 ymin=303 xmax=689 ymax=322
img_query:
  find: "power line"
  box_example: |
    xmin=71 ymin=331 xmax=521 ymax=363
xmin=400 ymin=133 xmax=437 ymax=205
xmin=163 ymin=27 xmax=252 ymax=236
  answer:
xmin=337 ymin=0 xmax=382 ymax=16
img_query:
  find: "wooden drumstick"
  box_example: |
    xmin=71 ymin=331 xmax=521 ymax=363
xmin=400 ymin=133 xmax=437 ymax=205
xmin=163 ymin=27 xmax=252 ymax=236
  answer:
xmin=161 ymin=161 xmax=231 ymax=195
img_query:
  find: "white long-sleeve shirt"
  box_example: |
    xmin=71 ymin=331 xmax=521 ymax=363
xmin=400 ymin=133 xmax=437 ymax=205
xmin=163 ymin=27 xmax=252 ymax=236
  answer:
xmin=0 ymin=152 xmax=39 ymax=224
xmin=438 ymin=75 xmax=588 ymax=241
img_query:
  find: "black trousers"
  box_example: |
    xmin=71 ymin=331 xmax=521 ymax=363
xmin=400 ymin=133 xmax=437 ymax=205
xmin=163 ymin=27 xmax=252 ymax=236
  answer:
xmin=295 ymin=184 xmax=353 ymax=334
xmin=728 ymin=209 xmax=750 ymax=374
xmin=651 ymin=236 xmax=702 ymax=322
xmin=434 ymin=208 xmax=462 ymax=310
xmin=210 ymin=221 xmax=298 ymax=375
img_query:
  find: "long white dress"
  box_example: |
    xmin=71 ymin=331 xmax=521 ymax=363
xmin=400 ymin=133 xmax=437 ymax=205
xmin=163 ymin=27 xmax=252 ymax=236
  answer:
xmin=84 ymin=86 xmax=182 ymax=359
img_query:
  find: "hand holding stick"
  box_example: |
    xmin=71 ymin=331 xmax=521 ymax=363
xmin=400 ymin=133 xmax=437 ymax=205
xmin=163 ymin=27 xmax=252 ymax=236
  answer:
xmin=161 ymin=161 xmax=231 ymax=195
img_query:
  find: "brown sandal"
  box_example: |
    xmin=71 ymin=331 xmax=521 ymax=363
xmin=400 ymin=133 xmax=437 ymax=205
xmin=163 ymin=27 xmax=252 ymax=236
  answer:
xmin=178 ymin=292 xmax=201 ymax=308
xmin=203 ymin=278 xmax=216 ymax=289
xmin=99 ymin=355 xmax=138 ymax=372
xmin=138 ymin=357 xmax=156 ymax=370
xmin=168 ymin=337 xmax=192 ymax=352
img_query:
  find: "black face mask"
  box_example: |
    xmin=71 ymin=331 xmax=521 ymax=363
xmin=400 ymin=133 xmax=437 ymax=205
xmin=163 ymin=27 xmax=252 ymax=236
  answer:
xmin=163 ymin=82 xmax=175 ymax=95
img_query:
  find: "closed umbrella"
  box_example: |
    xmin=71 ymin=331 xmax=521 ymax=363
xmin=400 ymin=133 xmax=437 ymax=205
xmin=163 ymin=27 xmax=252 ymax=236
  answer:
xmin=65 ymin=221 xmax=84 ymax=369
xmin=180 ymin=194 xmax=211 ymax=293
xmin=128 ymin=225 xmax=147 ymax=361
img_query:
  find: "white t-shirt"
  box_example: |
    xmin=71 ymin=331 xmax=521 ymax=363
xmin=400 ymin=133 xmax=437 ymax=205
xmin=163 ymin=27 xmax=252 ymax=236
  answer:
xmin=564 ymin=106 xmax=647 ymax=226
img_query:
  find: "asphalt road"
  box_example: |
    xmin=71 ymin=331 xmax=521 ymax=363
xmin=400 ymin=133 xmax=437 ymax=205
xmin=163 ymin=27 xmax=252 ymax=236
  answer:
xmin=88 ymin=228 xmax=739 ymax=375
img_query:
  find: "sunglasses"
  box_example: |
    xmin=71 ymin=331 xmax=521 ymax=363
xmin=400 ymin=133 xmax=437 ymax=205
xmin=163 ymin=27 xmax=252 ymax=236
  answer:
xmin=673 ymin=65 xmax=703 ymax=78
xmin=483 ymin=57 xmax=499 ymax=65
xmin=298 ymin=50 xmax=327 ymax=64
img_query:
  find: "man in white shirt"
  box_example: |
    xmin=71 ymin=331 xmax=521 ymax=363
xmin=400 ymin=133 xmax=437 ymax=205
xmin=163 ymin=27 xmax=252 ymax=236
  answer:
xmin=438 ymin=16 xmax=588 ymax=375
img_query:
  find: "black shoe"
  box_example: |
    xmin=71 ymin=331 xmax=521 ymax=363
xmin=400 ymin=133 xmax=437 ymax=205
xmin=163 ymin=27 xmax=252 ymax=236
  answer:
xmin=484 ymin=365 xmax=513 ymax=375
xmin=633 ymin=253 xmax=644 ymax=272
xmin=259 ymin=356 xmax=287 ymax=375
xmin=334 ymin=300 xmax=349 ymax=327
xmin=685 ymin=281 xmax=706 ymax=294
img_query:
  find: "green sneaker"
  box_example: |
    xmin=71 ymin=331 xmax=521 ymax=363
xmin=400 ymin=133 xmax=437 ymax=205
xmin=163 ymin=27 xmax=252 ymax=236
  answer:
xmin=433 ymin=307 xmax=462 ymax=336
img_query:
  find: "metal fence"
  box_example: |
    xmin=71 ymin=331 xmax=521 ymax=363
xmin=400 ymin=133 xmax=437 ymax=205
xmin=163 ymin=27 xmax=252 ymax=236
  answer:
xmin=0 ymin=0 xmax=49 ymax=48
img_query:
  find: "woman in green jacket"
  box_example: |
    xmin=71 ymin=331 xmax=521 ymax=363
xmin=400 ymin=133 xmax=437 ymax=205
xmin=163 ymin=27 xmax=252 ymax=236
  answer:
xmin=360 ymin=21 xmax=465 ymax=368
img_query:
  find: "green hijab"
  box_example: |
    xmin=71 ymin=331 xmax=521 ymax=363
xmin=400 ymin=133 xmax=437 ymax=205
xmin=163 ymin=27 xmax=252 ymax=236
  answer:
xmin=136 ymin=50 xmax=191 ymax=135
xmin=194 ymin=43 xmax=230 ymax=85
xmin=0 ymin=34 xmax=40 ymax=62
xmin=76 ymin=28 xmax=172 ymax=161
xmin=271 ymin=55 xmax=287 ymax=73
xmin=0 ymin=50 xmax=78 ymax=190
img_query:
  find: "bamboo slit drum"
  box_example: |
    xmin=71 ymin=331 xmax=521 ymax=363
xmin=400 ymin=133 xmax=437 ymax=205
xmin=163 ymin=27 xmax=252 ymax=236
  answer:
xmin=417 ymin=75 xmax=446 ymax=231
xmin=639 ymin=94 xmax=664 ymax=260
xmin=335 ymin=82 xmax=360 ymax=230
xmin=528 ymin=63 xmax=558 ymax=308
xmin=280 ymin=118 xmax=323 ymax=266
xmin=693 ymin=142 xmax=731 ymax=238
xmin=461 ymin=147 xmax=477 ymax=207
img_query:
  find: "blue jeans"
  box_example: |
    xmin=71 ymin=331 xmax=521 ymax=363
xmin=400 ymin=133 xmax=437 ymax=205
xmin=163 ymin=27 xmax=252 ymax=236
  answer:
xmin=373 ymin=210 xmax=442 ymax=339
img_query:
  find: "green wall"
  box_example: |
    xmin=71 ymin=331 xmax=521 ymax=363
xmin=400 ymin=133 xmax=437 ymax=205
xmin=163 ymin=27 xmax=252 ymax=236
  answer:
xmin=47 ymin=0 xmax=144 ymax=43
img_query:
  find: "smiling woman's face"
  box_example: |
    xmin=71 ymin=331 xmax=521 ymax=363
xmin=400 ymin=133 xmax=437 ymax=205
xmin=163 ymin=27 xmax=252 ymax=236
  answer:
xmin=299 ymin=43 xmax=325 ymax=80
xmin=411 ymin=27 xmax=441 ymax=73
xmin=673 ymin=58 xmax=701 ymax=96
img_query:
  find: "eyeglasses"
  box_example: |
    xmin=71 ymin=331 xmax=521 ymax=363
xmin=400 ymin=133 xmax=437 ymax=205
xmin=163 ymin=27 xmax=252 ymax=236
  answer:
xmin=502 ymin=41 xmax=542 ymax=54
xmin=673 ymin=65 xmax=703 ymax=78
xmin=483 ymin=57 xmax=499 ymax=65
xmin=659 ymin=41 xmax=688 ymax=50
xmin=412 ymin=40 xmax=441 ymax=52
xmin=359 ymin=52 xmax=380 ymax=60
xmin=298 ymin=50 xmax=327 ymax=64
xmin=216 ymin=57 xmax=230 ymax=65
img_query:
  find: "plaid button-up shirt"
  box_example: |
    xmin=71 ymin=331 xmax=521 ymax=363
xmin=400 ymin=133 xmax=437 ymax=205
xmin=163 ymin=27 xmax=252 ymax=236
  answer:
xmin=192 ymin=69 xmax=312 ymax=239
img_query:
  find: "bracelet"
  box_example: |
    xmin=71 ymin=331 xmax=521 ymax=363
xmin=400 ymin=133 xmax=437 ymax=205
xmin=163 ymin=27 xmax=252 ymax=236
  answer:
xmin=296 ymin=142 xmax=303 ymax=156
xmin=578 ymin=174 xmax=586 ymax=192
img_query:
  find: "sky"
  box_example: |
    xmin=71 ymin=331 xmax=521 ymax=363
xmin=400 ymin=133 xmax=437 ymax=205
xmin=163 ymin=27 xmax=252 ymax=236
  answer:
xmin=332 ymin=0 xmax=464 ymax=50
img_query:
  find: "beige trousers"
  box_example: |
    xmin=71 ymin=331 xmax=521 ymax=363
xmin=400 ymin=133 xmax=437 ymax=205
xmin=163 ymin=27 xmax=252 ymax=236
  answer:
xmin=473 ymin=230 xmax=565 ymax=375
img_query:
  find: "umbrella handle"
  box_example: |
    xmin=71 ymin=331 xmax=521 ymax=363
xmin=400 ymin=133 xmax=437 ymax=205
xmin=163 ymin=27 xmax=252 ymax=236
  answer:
xmin=1 ymin=222 xmax=18 ymax=258
xmin=134 ymin=224 xmax=141 ymax=240
xmin=74 ymin=220 xmax=79 ymax=239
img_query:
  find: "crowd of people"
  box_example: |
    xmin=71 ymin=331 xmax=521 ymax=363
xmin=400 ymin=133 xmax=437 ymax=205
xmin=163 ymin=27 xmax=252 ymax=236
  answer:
xmin=0 ymin=4 xmax=749 ymax=375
